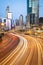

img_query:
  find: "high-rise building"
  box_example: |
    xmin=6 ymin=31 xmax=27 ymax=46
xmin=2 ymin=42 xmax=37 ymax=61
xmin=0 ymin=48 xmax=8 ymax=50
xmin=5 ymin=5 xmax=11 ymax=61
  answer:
xmin=6 ymin=6 xmax=10 ymax=18
xmin=27 ymin=0 xmax=32 ymax=14
xmin=6 ymin=19 xmax=12 ymax=30
xmin=26 ymin=15 xmax=31 ymax=28
xmin=19 ymin=15 xmax=23 ymax=29
xmin=15 ymin=15 xmax=23 ymax=30
xmin=39 ymin=17 xmax=43 ymax=25
xmin=6 ymin=6 xmax=12 ymax=30
xmin=19 ymin=15 xmax=23 ymax=26
xmin=15 ymin=19 xmax=19 ymax=26
xmin=27 ymin=0 xmax=39 ymax=24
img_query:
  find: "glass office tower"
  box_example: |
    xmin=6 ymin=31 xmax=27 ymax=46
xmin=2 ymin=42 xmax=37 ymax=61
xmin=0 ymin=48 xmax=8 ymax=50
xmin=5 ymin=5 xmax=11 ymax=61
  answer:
xmin=27 ymin=0 xmax=39 ymax=24
xmin=27 ymin=0 xmax=32 ymax=14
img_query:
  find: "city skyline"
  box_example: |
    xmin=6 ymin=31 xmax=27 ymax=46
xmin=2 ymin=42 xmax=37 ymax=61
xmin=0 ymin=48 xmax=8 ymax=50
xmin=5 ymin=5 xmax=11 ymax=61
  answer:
xmin=0 ymin=0 xmax=43 ymax=21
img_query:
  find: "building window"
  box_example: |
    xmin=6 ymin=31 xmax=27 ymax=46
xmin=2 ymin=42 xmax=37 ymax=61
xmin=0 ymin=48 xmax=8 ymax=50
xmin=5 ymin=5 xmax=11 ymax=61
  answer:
xmin=29 ymin=0 xmax=32 ymax=7
xmin=32 ymin=1 xmax=38 ymax=13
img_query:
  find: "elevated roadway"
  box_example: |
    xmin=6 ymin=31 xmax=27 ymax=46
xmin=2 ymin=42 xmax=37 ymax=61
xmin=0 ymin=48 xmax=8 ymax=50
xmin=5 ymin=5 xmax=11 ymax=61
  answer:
xmin=0 ymin=33 xmax=43 ymax=65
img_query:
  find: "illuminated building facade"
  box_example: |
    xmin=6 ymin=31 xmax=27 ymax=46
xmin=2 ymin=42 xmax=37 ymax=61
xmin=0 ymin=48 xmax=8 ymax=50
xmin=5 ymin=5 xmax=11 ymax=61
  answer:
xmin=6 ymin=6 xmax=12 ymax=30
xmin=27 ymin=0 xmax=39 ymax=24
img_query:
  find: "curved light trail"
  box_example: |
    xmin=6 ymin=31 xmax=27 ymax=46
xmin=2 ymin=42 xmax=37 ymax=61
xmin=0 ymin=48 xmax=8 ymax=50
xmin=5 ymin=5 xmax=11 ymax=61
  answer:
xmin=0 ymin=33 xmax=43 ymax=65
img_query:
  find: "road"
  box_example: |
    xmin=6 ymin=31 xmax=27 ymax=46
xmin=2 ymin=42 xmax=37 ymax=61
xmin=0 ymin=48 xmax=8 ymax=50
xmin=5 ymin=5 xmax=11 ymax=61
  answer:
xmin=0 ymin=33 xmax=28 ymax=65
xmin=0 ymin=33 xmax=43 ymax=65
xmin=24 ymin=35 xmax=43 ymax=65
xmin=0 ymin=33 xmax=19 ymax=62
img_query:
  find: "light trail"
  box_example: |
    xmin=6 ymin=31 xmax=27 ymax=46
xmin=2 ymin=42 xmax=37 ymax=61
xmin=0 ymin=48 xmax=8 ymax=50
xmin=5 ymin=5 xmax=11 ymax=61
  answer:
xmin=0 ymin=33 xmax=43 ymax=65
xmin=0 ymin=33 xmax=28 ymax=65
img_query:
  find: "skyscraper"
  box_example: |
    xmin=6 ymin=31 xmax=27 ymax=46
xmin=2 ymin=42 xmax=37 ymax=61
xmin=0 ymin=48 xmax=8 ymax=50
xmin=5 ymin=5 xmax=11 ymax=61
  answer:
xmin=6 ymin=6 xmax=12 ymax=30
xmin=27 ymin=0 xmax=32 ymax=14
xmin=19 ymin=15 xmax=23 ymax=26
xmin=27 ymin=0 xmax=39 ymax=24
xmin=19 ymin=15 xmax=23 ymax=29
xmin=6 ymin=6 xmax=10 ymax=18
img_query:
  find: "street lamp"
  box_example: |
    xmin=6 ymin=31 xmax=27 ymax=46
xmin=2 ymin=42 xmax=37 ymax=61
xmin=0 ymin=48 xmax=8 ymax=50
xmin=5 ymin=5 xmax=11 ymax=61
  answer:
xmin=1 ymin=22 xmax=4 ymax=26
xmin=1 ymin=22 xmax=4 ymax=31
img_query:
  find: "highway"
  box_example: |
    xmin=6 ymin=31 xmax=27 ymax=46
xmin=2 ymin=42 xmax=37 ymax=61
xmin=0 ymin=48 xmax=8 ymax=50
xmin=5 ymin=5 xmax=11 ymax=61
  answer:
xmin=0 ymin=33 xmax=28 ymax=65
xmin=0 ymin=33 xmax=43 ymax=65
xmin=24 ymin=35 xmax=43 ymax=65
xmin=0 ymin=33 xmax=19 ymax=62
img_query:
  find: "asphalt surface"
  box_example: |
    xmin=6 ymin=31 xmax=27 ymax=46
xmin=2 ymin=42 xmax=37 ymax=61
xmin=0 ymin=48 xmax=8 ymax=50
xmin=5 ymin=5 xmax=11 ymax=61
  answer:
xmin=0 ymin=33 xmax=19 ymax=62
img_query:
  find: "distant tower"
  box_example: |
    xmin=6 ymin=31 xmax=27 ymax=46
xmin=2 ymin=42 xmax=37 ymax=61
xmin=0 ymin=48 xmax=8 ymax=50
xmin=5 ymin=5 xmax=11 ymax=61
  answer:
xmin=6 ymin=6 xmax=10 ymax=18
xmin=19 ymin=15 xmax=23 ymax=26
xmin=6 ymin=6 xmax=12 ymax=30
xmin=15 ymin=19 xmax=19 ymax=26
xmin=19 ymin=15 xmax=23 ymax=29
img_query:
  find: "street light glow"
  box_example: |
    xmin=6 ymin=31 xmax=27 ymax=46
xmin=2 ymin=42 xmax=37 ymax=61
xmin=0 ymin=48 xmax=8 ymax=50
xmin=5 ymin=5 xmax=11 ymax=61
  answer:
xmin=1 ymin=23 xmax=4 ymax=26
